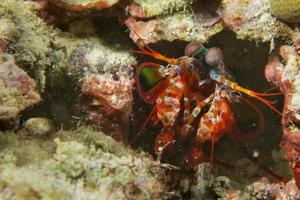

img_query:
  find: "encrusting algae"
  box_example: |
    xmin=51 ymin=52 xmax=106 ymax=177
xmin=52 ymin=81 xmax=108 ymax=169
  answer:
xmin=0 ymin=127 xmax=170 ymax=200
xmin=128 ymin=0 xmax=193 ymax=18
xmin=270 ymin=0 xmax=300 ymax=23
xmin=0 ymin=0 xmax=136 ymax=91
xmin=0 ymin=52 xmax=40 ymax=120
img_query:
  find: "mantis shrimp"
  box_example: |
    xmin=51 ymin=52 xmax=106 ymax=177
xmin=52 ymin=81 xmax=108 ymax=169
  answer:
xmin=132 ymin=41 xmax=282 ymax=170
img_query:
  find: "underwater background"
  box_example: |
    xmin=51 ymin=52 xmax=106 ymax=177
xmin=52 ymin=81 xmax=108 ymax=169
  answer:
xmin=0 ymin=0 xmax=300 ymax=199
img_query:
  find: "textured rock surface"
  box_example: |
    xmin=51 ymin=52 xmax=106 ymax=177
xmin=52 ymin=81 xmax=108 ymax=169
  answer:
xmin=48 ymin=0 xmax=119 ymax=11
xmin=24 ymin=117 xmax=53 ymax=136
xmin=0 ymin=0 xmax=53 ymax=91
xmin=265 ymin=45 xmax=300 ymax=188
xmin=125 ymin=13 xmax=223 ymax=45
xmin=127 ymin=0 xmax=193 ymax=18
xmin=0 ymin=53 xmax=40 ymax=119
xmin=0 ymin=127 xmax=170 ymax=200
xmin=126 ymin=0 xmax=300 ymax=49
xmin=0 ymin=0 xmax=135 ymax=90
xmin=220 ymin=0 xmax=296 ymax=45
xmin=239 ymin=178 xmax=300 ymax=199
xmin=270 ymin=0 xmax=300 ymax=23
xmin=81 ymin=73 xmax=134 ymax=141
xmin=0 ymin=0 xmax=136 ymax=136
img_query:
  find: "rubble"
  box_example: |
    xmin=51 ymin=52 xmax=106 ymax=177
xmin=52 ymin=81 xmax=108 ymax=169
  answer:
xmin=0 ymin=53 xmax=40 ymax=119
xmin=0 ymin=0 xmax=136 ymax=137
xmin=81 ymin=74 xmax=134 ymax=141
xmin=0 ymin=127 xmax=171 ymax=199
xmin=24 ymin=117 xmax=54 ymax=137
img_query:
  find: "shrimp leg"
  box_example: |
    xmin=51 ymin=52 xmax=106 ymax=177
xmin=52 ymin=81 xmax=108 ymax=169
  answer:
xmin=180 ymin=93 xmax=215 ymax=137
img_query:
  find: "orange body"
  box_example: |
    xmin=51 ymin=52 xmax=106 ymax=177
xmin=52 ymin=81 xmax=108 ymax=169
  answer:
xmin=294 ymin=165 xmax=300 ymax=188
xmin=132 ymin=41 xmax=283 ymax=177
xmin=156 ymin=76 xmax=185 ymax=127
xmin=196 ymin=97 xmax=234 ymax=143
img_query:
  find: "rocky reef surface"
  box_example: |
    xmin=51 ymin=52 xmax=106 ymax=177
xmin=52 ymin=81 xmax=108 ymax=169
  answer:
xmin=0 ymin=0 xmax=300 ymax=199
xmin=0 ymin=127 xmax=171 ymax=199
xmin=0 ymin=53 xmax=40 ymax=120
xmin=265 ymin=45 xmax=300 ymax=189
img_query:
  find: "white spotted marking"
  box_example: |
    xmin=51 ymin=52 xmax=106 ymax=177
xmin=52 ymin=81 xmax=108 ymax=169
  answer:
xmin=192 ymin=107 xmax=201 ymax=118
xmin=175 ymin=81 xmax=184 ymax=89
xmin=163 ymin=96 xmax=179 ymax=106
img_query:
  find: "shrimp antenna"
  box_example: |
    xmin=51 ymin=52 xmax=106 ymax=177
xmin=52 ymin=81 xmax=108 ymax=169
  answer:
xmin=127 ymin=24 xmax=177 ymax=65
xmin=131 ymin=104 xmax=158 ymax=144
xmin=209 ymin=70 xmax=283 ymax=116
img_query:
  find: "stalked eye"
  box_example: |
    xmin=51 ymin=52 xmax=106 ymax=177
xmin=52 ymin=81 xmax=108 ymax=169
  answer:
xmin=138 ymin=66 xmax=164 ymax=92
xmin=185 ymin=42 xmax=208 ymax=60
xmin=204 ymin=47 xmax=223 ymax=66
xmin=188 ymin=63 xmax=195 ymax=70
xmin=185 ymin=42 xmax=202 ymax=57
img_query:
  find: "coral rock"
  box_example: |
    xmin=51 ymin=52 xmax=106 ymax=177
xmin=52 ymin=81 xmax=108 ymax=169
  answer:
xmin=270 ymin=0 xmax=300 ymax=23
xmin=125 ymin=13 xmax=223 ymax=45
xmin=127 ymin=0 xmax=193 ymax=18
xmin=240 ymin=178 xmax=300 ymax=199
xmin=24 ymin=117 xmax=54 ymax=136
xmin=0 ymin=127 xmax=169 ymax=199
xmin=81 ymin=74 xmax=134 ymax=141
xmin=190 ymin=163 xmax=214 ymax=199
xmin=48 ymin=0 xmax=119 ymax=11
xmin=0 ymin=53 xmax=40 ymax=119
xmin=265 ymin=45 xmax=300 ymax=188
xmin=220 ymin=0 xmax=294 ymax=44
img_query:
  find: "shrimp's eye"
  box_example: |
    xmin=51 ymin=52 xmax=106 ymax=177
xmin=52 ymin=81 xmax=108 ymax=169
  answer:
xmin=138 ymin=66 xmax=163 ymax=92
xmin=204 ymin=47 xmax=223 ymax=66
xmin=185 ymin=42 xmax=202 ymax=57
xmin=188 ymin=63 xmax=195 ymax=70
xmin=184 ymin=42 xmax=207 ymax=63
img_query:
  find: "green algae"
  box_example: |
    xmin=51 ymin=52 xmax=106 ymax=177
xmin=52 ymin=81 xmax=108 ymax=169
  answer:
xmin=0 ymin=131 xmax=55 ymax=166
xmin=221 ymin=0 xmax=296 ymax=47
xmin=0 ymin=0 xmax=53 ymax=91
xmin=155 ymin=13 xmax=223 ymax=43
xmin=0 ymin=127 xmax=169 ymax=200
xmin=49 ymin=0 xmax=119 ymax=11
xmin=132 ymin=0 xmax=193 ymax=18
xmin=0 ymin=53 xmax=40 ymax=119
xmin=0 ymin=0 xmax=135 ymax=92
xmin=270 ymin=0 xmax=300 ymax=23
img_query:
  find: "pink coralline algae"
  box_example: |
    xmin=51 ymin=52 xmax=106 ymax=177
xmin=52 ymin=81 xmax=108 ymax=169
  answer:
xmin=219 ymin=0 xmax=294 ymax=43
xmin=124 ymin=17 xmax=157 ymax=45
xmin=81 ymin=74 xmax=134 ymax=141
xmin=127 ymin=3 xmax=148 ymax=19
xmin=241 ymin=178 xmax=300 ymax=199
xmin=0 ymin=52 xmax=40 ymax=120
xmin=265 ymin=45 xmax=300 ymax=188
